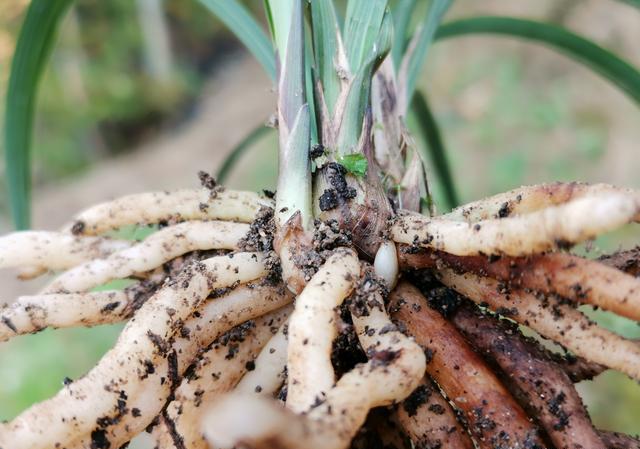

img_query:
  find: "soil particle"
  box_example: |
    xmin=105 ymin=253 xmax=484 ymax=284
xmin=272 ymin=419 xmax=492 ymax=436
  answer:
xmin=310 ymin=144 xmax=325 ymax=159
xmin=71 ymin=220 xmax=86 ymax=235
xmin=197 ymin=171 xmax=225 ymax=198
xmin=402 ymin=384 xmax=432 ymax=417
xmin=162 ymin=410 xmax=187 ymax=449
xmin=90 ymin=429 xmax=110 ymax=449
xmin=547 ymin=391 xmax=570 ymax=431
xmin=319 ymin=189 xmax=340 ymax=211
xmin=497 ymin=202 xmax=511 ymax=218
xmin=349 ymin=266 xmax=388 ymax=318
xmin=1 ymin=316 xmax=17 ymax=333
xmin=327 ymin=162 xmax=357 ymax=199
xmin=147 ymin=331 xmax=170 ymax=356
xmin=331 ymin=312 xmax=367 ymax=377
xmin=100 ymin=302 xmax=120 ymax=314
xmin=239 ymin=206 xmax=275 ymax=253
xmin=425 ymin=287 xmax=462 ymax=318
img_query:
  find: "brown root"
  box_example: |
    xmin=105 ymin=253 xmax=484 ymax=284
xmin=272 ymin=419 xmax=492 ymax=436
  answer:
xmin=389 ymin=282 xmax=545 ymax=449
xmin=394 ymin=377 xmax=474 ymax=449
xmin=451 ymin=301 xmax=605 ymax=449
xmin=438 ymin=269 xmax=640 ymax=380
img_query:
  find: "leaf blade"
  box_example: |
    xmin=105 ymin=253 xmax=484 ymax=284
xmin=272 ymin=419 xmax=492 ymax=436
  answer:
xmin=435 ymin=16 xmax=640 ymax=106
xmin=4 ymin=0 xmax=73 ymax=229
xmin=411 ymin=90 xmax=459 ymax=210
xmin=391 ymin=0 xmax=417 ymax=68
xmin=216 ymin=125 xmax=272 ymax=184
xmin=343 ymin=0 xmax=389 ymax=72
xmin=198 ymin=0 xmax=276 ymax=81
xmin=310 ymin=0 xmax=342 ymax=114
xmin=399 ymin=0 xmax=452 ymax=111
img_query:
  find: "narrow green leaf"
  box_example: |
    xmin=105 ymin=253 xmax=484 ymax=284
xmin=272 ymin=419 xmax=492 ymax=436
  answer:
xmin=411 ymin=90 xmax=459 ymax=210
xmin=198 ymin=0 xmax=276 ymax=81
xmin=264 ymin=0 xmax=296 ymax=59
xmin=216 ymin=125 xmax=272 ymax=184
xmin=4 ymin=0 xmax=73 ymax=229
xmin=338 ymin=153 xmax=368 ymax=177
xmin=310 ymin=0 xmax=342 ymax=114
xmin=338 ymin=12 xmax=393 ymax=155
xmin=304 ymin=21 xmax=319 ymax=146
xmin=391 ymin=0 xmax=417 ymax=68
xmin=435 ymin=17 xmax=640 ymax=106
xmin=400 ymin=0 xmax=452 ymax=109
xmin=343 ymin=0 xmax=388 ymax=72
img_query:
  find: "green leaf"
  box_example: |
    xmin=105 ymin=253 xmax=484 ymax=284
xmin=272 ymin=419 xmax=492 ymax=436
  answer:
xmin=391 ymin=0 xmax=417 ymax=68
xmin=435 ymin=17 xmax=640 ymax=106
xmin=310 ymin=0 xmax=342 ymax=114
xmin=4 ymin=0 xmax=73 ymax=229
xmin=411 ymin=90 xmax=459 ymax=210
xmin=263 ymin=0 xmax=295 ymax=59
xmin=304 ymin=21 xmax=319 ymax=146
xmin=216 ymin=125 xmax=272 ymax=184
xmin=198 ymin=0 xmax=276 ymax=81
xmin=343 ymin=0 xmax=389 ymax=72
xmin=338 ymin=153 xmax=368 ymax=177
xmin=337 ymin=12 xmax=393 ymax=155
xmin=399 ymin=0 xmax=452 ymax=109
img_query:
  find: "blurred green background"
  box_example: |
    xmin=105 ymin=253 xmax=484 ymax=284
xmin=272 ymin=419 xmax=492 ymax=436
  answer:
xmin=1 ymin=0 xmax=639 ymax=442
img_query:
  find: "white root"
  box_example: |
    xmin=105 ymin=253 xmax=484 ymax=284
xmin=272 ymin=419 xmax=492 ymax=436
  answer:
xmin=439 ymin=269 xmax=640 ymax=380
xmin=0 ymin=287 xmax=148 ymax=342
xmin=393 ymin=192 xmax=640 ymax=256
xmin=0 ymin=252 xmax=269 ymax=449
xmin=43 ymin=221 xmax=250 ymax=294
xmin=286 ymin=248 xmax=361 ymax=413
xmin=66 ymin=188 xmax=273 ymax=235
xmin=0 ymin=264 xmax=170 ymax=342
xmin=443 ymin=182 xmax=640 ymax=222
xmin=157 ymin=306 xmax=292 ymax=449
xmin=203 ymin=290 xmax=425 ymax=449
xmin=116 ymin=282 xmax=292 ymax=449
xmin=0 ymin=231 xmax=131 ymax=272
xmin=203 ymin=394 xmax=338 ymax=449
xmin=235 ymin=319 xmax=289 ymax=396
xmin=305 ymin=296 xmax=426 ymax=445
xmin=373 ymin=240 xmax=399 ymax=289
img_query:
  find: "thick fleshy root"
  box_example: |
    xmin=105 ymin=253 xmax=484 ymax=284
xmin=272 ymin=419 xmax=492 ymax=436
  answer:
xmin=235 ymin=318 xmax=289 ymax=396
xmin=43 ymin=220 xmax=249 ymax=294
xmin=0 ymin=231 xmax=131 ymax=271
xmin=155 ymin=306 xmax=291 ymax=449
xmin=65 ymin=188 xmax=273 ymax=235
xmin=394 ymin=377 xmax=474 ymax=449
xmin=390 ymin=282 xmax=545 ymax=449
xmin=451 ymin=302 xmax=606 ymax=449
xmin=443 ymin=181 xmax=640 ymax=222
xmin=400 ymin=248 xmax=640 ymax=321
xmin=285 ymin=248 xmax=360 ymax=413
xmin=438 ymin=269 xmax=640 ymax=380
xmin=393 ymin=192 xmax=639 ymax=256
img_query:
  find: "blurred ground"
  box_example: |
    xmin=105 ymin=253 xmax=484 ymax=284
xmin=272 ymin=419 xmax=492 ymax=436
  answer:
xmin=1 ymin=0 xmax=640 ymax=440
